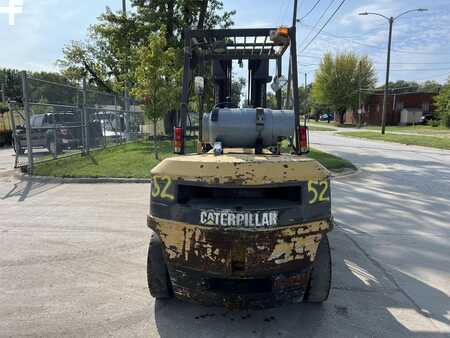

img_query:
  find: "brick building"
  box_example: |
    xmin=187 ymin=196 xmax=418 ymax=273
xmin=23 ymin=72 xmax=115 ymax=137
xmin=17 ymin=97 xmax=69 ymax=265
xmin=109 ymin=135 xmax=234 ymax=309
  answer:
xmin=365 ymin=92 xmax=436 ymax=125
xmin=344 ymin=91 xmax=437 ymax=126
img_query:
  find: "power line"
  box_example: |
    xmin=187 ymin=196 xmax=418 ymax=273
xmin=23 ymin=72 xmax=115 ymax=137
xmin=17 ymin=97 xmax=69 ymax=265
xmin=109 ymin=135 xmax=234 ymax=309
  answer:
xmin=299 ymin=0 xmax=322 ymax=21
xmin=299 ymin=22 xmax=450 ymax=56
xmin=378 ymin=62 xmax=450 ymax=65
xmin=301 ymin=0 xmax=348 ymax=52
xmin=383 ymin=68 xmax=450 ymax=72
xmin=301 ymin=0 xmax=337 ymax=46
xmin=300 ymin=61 xmax=450 ymax=66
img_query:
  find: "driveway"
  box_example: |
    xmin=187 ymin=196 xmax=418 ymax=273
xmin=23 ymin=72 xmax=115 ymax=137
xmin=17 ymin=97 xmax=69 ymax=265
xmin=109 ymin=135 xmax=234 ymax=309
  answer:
xmin=0 ymin=133 xmax=449 ymax=337
xmin=0 ymin=147 xmax=15 ymax=175
xmin=311 ymin=131 xmax=450 ymax=335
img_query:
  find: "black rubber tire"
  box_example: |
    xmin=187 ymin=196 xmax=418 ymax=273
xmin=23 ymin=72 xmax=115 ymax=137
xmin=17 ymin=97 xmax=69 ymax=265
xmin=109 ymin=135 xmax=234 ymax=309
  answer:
xmin=304 ymin=234 xmax=332 ymax=303
xmin=147 ymin=233 xmax=173 ymax=299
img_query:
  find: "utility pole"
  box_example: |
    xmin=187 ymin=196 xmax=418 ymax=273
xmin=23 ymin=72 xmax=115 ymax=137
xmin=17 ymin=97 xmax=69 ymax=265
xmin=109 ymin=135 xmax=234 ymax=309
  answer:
xmin=359 ymin=8 xmax=428 ymax=134
xmin=122 ymin=0 xmax=126 ymax=14
xmin=304 ymin=72 xmax=308 ymax=121
xmin=381 ymin=17 xmax=393 ymax=134
xmin=285 ymin=58 xmax=292 ymax=109
xmin=290 ymin=0 xmax=302 ymax=153
xmin=358 ymin=61 xmax=362 ymax=128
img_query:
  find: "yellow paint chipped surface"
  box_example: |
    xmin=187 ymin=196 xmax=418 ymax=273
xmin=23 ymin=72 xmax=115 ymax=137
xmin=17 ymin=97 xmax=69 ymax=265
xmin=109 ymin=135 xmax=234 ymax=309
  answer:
xmin=151 ymin=153 xmax=330 ymax=185
xmin=149 ymin=216 xmax=331 ymax=270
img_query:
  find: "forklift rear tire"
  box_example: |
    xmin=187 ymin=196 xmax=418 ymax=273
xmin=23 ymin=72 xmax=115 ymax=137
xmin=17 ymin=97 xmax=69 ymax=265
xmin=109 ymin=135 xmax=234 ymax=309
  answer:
xmin=304 ymin=234 xmax=331 ymax=303
xmin=147 ymin=233 xmax=173 ymax=299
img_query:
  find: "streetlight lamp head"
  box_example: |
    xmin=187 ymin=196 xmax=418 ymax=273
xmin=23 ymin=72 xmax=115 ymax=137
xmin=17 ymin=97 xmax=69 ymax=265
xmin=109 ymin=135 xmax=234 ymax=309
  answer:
xmin=417 ymin=8 xmax=428 ymax=12
xmin=358 ymin=12 xmax=369 ymax=16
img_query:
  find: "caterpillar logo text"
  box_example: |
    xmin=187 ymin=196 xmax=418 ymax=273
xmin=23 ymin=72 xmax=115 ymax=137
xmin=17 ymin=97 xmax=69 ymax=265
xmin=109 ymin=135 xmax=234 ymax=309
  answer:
xmin=200 ymin=210 xmax=278 ymax=228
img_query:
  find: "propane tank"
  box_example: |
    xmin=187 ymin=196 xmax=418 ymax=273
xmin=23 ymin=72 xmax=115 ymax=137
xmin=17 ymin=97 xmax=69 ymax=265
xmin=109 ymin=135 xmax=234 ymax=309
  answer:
xmin=202 ymin=108 xmax=294 ymax=148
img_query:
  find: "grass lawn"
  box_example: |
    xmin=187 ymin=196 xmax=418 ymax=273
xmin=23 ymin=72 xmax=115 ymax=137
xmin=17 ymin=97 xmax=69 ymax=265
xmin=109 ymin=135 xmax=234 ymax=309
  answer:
xmin=308 ymin=126 xmax=337 ymax=131
xmin=364 ymin=125 xmax=450 ymax=137
xmin=34 ymin=140 xmax=355 ymax=178
xmin=307 ymin=148 xmax=356 ymax=172
xmin=339 ymin=131 xmax=450 ymax=150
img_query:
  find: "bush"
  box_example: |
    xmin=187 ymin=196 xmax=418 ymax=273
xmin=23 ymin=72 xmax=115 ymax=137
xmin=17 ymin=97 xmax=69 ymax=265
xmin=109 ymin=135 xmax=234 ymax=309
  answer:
xmin=434 ymin=83 xmax=450 ymax=128
xmin=441 ymin=111 xmax=450 ymax=128
xmin=0 ymin=102 xmax=8 ymax=114
xmin=431 ymin=119 xmax=440 ymax=128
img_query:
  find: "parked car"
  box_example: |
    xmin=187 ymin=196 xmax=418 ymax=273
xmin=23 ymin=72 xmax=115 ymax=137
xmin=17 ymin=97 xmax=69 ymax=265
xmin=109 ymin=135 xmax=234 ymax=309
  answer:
xmin=14 ymin=113 xmax=80 ymax=154
xmin=418 ymin=112 xmax=435 ymax=125
xmin=319 ymin=113 xmax=334 ymax=122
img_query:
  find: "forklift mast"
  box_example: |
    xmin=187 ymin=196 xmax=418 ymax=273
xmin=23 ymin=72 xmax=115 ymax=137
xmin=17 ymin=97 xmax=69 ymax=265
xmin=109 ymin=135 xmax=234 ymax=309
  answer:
xmin=176 ymin=26 xmax=302 ymax=154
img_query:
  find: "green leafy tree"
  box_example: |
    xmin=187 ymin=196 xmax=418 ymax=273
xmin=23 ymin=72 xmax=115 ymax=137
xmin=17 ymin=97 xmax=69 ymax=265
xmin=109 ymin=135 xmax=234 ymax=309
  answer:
xmin=230 ymin=77 xmax=246 ymax=107
xmin=312 ymin=52 xmax=377 ymax=124
xmin=434 ymin=79 xmax=450 ymax=127
xmin=377 ymin=80 xmax=419 ymax=93
xmin=132 ymin=31 xmax=181 ymax=159
xmin=267 ymin=85 xmax=312 ymax=114
xmin=58 ymin=1 xmax=235 ymax=92
xmin=420 ymin=80 xmax=442 ymax=93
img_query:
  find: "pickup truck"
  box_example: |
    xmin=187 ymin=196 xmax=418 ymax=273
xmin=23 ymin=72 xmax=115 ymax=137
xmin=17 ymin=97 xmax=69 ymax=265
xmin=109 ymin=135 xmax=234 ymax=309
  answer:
xmin=14 ymin=112 xmax=101 ymax=155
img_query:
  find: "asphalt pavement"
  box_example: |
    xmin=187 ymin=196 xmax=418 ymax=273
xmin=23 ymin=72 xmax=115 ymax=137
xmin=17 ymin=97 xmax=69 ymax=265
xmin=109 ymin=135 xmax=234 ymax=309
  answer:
xmin=0 ymin=135 xmax=449 ymax=337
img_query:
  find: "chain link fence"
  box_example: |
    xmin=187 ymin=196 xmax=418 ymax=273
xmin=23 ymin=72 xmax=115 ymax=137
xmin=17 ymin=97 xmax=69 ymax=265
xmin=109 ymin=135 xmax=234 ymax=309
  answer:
xmin=0 ymin=83 xmax=12 ymax=147
xmin=10 ymin=72 xmax=145 ymax=173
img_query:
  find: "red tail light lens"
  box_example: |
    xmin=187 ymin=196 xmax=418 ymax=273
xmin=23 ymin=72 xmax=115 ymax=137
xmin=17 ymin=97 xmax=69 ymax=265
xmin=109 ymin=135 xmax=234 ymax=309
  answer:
xmin=299 ymin=126 xmax=309 ymax=154
xmin=174 ymin=127 xmax=184 ymax=154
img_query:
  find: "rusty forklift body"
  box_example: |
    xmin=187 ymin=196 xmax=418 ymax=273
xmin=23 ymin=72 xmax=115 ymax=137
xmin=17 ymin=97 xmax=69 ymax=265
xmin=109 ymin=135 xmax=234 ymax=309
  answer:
xmin=147 ymin=24 xmax=333 ymax=309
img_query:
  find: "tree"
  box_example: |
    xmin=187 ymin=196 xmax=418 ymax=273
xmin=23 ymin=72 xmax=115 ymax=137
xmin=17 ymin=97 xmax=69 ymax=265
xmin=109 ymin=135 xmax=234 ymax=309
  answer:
xmin=230 ymin=77 xmax=246 ymax=107
xmin=132 ymin=31 xmax=181 ymax=159
xmin=377 ymin=80 xmax=419 ymax=93
xmin=58 ymin=1 xmax=235 ymax=93
xmin=311 ymin=52 xmax=377 ymax=124
xmin=420 ymin=80 xmax=442 ymax=93
xmin=266 ymin=86 xmax=310 ymax=114
xmin=434 ymin=79 xmax=450 ymax=128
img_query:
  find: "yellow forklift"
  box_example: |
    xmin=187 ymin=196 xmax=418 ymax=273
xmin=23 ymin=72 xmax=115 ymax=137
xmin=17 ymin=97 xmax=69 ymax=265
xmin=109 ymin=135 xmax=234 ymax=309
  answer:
xmin=146 ymin=20 xmax=333 ymax=309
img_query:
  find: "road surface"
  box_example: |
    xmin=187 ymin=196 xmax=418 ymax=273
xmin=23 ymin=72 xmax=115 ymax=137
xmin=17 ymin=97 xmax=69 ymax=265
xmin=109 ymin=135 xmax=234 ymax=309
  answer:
xmin=0 ymin=134 xmax=449 ymax=337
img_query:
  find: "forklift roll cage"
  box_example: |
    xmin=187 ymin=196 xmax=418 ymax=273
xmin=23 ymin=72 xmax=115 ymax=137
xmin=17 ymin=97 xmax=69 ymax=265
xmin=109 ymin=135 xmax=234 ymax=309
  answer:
xmin=178 ymin=26 xmax=302 ymax=154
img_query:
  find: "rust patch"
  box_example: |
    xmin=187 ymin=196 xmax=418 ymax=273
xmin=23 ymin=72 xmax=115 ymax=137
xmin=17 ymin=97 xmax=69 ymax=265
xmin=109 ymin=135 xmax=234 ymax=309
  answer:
xmin=148 ymin=216 xmax=331 ymax=276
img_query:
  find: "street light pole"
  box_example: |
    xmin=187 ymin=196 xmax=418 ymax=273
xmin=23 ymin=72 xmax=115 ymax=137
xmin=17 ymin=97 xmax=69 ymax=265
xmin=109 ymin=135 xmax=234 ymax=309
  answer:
xmin=359 ymin=8 xmax=428 ymax=134
xmin=381 ymin=17 xmax=393 ymax=134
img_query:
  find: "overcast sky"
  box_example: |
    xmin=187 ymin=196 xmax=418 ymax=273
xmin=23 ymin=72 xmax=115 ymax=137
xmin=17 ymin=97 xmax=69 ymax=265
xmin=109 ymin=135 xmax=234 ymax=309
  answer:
xmin=1 ymin=0 xmax=449 ymax=86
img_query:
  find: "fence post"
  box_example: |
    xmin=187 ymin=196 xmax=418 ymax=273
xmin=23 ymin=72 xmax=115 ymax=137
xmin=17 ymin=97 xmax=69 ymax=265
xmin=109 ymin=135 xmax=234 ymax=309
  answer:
xmin=82 ymin=78 xmax=89 ymax=154
xmin=114 ymin=94 xmax=120 ymax=144
xmin=21 ymin=72 xmax=34 ymax=175
xmin=52 ymin=111 xmax=58 ymax=159
xmin=77 ymin=88 xmax=85 ymax=155
xmin=8 ymin=101 xmax=19 ymax=168
xmin=124 ymin=89 xmax=130 ymax=142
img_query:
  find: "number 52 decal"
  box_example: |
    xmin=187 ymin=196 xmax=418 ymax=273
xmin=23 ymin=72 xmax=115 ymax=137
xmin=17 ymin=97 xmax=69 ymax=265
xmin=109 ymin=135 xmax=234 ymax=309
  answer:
xmin=152 ymin=176 xmax=175 ymax=201
xmin=308 ymin=180 xmax=330 ymax=204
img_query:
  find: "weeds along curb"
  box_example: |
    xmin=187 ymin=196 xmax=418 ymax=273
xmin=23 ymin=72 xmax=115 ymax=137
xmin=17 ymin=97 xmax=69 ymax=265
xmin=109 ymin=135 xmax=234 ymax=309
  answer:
xmin=15 ymin=172 xmax=151 ymax=184
xmin=15 ymin=166 xmax=358 ymax=184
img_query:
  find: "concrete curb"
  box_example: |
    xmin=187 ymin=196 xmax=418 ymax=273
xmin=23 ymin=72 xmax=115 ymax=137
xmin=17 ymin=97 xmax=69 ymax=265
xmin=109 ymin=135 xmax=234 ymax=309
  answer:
xmin=331 ymin=167 xmax=361 ymax=180
xmin=14 ymin=167 xmax=359 ymax=184
xmin=14 ymin=172 xmax=151 ymax=184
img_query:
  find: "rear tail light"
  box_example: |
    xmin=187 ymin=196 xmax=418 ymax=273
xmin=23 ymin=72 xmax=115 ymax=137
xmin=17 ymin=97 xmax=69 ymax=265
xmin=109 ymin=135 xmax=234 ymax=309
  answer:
xmin=174 ymin=127 xmax=184 ymax=154
xmin=299 ymin=126 xmax=309 ymax=154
